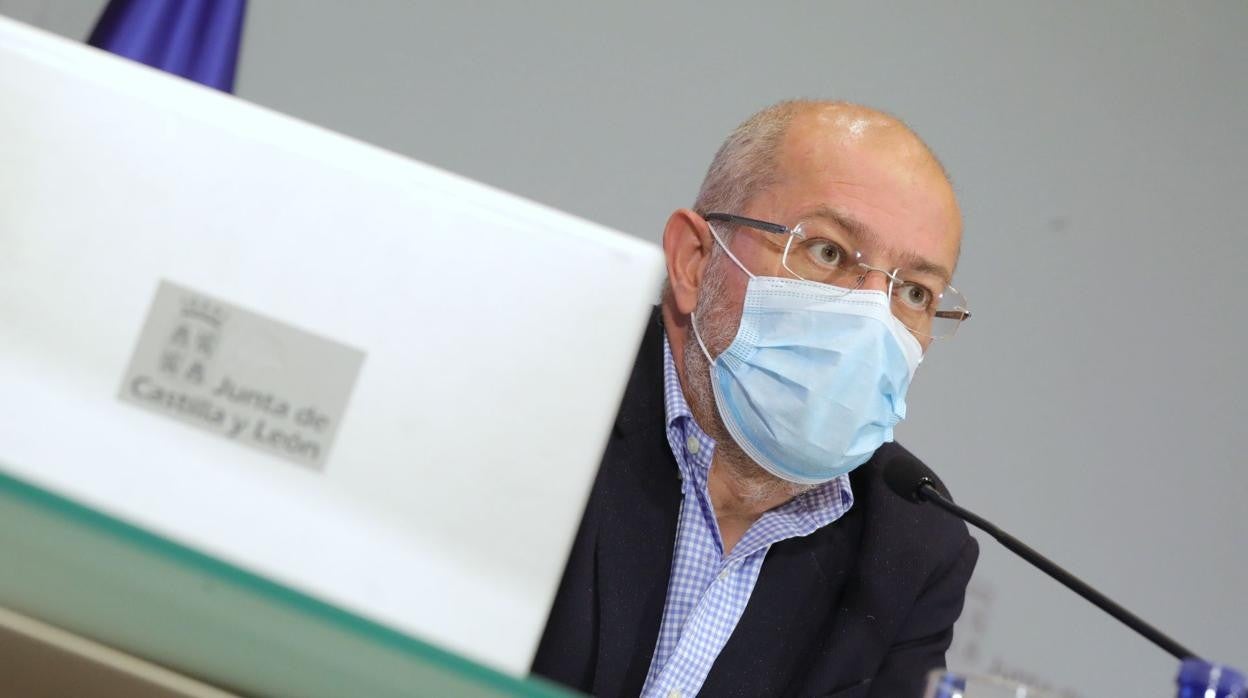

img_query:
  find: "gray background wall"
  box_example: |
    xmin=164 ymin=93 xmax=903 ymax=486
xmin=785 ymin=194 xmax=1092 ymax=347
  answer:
xmin=3 ymin=1 xmax=1245 ymax=696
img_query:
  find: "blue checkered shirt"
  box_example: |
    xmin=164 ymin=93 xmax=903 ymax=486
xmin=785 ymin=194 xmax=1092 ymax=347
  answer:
xmin=639 ymin=337 xmax=855 ymax=698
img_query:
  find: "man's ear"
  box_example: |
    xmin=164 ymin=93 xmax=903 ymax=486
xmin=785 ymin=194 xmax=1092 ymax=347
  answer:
xmin=662 ymin=209 xmax=714 ymax=316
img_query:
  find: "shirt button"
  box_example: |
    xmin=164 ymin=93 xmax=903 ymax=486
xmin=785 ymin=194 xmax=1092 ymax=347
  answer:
xmin=685 ymin=436 xmax=700 ymax=454
xmin=667 ymin=690 xmax=682 ymax=698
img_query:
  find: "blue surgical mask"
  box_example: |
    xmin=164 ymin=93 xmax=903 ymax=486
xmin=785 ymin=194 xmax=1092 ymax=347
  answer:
xmin=691 ymin=236 xmax=924 ymax=485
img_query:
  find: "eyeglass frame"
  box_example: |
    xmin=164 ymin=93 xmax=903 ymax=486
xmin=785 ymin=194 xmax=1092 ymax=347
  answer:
xmin=700 ymin=211 xmax=972 ymax=339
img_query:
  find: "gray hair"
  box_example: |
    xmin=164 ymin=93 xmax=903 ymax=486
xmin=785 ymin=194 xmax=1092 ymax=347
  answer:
xmin=692 ymin=99 xmax=816 ymax=218
xmin=692 ymin=99 xmax=944 ymax=220
xmin=659 ymin=100 xmax=814 ymax=302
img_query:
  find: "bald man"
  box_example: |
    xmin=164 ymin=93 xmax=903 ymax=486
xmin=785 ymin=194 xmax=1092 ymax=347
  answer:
xmin=533 ymin=101 xmax=978 ymax=698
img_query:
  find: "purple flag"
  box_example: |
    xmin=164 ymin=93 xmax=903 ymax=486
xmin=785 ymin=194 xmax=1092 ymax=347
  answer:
xmin=88 ymin=0 xmax=247 ymax=93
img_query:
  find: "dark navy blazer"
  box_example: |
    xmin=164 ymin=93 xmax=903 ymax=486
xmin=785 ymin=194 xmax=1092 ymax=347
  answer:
xmin=532 ymin=313 xmax=978 ymax=697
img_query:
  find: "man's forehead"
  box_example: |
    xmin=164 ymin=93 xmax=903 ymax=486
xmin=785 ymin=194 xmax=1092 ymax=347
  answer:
xmin=764 ymin=108 xmax=962 ymax=276
xmin=781 ymin=106 xmax=938 ymax=175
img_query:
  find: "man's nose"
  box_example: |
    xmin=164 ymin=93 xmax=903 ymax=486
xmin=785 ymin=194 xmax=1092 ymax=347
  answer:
xmin=856 ymin=267 xmax=892 ymax=293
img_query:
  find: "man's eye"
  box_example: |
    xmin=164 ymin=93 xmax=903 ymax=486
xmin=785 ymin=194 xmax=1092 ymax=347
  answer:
xmin=897 ymin=283 xmax=933 ymax=311
xmin=808 ymin=240 xmax=845 ymax=267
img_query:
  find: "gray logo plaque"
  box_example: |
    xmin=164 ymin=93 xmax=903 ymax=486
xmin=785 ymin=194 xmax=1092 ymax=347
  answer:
xmin=119 ymin=280 xmax=365 ymax=471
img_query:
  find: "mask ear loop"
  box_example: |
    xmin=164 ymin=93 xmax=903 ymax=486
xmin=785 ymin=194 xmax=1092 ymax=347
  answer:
xmin=706 ymin=223 xmax=755 ymax=280
xmin=690 ymin=313 xmax=714 ymax=363
xmin=689 ymin=222 xmax=753 ymax=365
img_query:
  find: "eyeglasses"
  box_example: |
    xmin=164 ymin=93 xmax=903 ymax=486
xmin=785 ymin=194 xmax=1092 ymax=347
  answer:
xmin=702 ymin=212 xmax=971 ymax=340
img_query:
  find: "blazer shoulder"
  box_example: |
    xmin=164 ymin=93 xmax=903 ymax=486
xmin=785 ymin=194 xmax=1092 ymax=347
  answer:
xmin=848 ymin=442 xmax=974 ymax=568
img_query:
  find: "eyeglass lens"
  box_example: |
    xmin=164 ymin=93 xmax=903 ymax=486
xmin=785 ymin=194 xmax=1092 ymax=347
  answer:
xmin=779 ymin=229 xmax=968 ymax=339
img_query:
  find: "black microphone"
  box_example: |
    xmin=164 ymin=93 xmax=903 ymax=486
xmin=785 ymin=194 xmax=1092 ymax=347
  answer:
xmin=883 ymin=458 xmax=1197 ymax=661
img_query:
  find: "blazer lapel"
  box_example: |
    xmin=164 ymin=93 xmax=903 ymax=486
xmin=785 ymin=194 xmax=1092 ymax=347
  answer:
xmin=698 ymin=492 xmax=865 ymax=696
xmin=590 ymin=311 xmax=684 ymax=696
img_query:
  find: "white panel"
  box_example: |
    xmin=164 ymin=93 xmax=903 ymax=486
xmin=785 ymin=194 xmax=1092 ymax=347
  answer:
xmin=0 ymin=16 xmax=666 ymax=676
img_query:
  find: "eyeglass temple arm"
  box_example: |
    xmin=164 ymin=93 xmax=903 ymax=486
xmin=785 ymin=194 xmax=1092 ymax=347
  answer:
xmin=935 ymin=310 xmax=971 ymax=321
xmin=701 ymin=212 xmax=790 ymax=235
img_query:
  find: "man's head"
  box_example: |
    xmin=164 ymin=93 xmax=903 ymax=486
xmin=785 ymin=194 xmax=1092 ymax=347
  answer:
xmin=661 ymin=99 xmax=963 ymax=500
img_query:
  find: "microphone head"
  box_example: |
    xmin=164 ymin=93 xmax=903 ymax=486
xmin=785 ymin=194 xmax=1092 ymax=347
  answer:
xmin=882 ymin=457 xmax=945 ymax=503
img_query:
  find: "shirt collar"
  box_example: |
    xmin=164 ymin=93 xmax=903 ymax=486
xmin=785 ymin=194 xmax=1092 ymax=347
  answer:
xmin=661 ymin=334 xmax=695 ymax=428
xmin=662 ymin=334 xmax=715 ymax=484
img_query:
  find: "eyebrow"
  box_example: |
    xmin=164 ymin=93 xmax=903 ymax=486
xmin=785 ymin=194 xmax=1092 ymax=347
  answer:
xmin=802 ymin=206 xmax=954 ymax=283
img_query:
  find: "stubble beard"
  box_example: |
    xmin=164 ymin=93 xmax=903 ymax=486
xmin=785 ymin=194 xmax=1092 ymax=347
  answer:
xmin=681 ymin=252 xmax=814 ymax=506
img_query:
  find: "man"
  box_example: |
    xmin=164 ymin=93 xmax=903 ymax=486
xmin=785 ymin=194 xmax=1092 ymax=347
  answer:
xmin=533 ymin=100 xmax=978 ymax=697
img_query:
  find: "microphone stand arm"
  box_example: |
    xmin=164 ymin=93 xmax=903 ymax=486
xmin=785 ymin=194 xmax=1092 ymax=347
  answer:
xmin=917 ymin=481 xmax=1197 ymax=661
